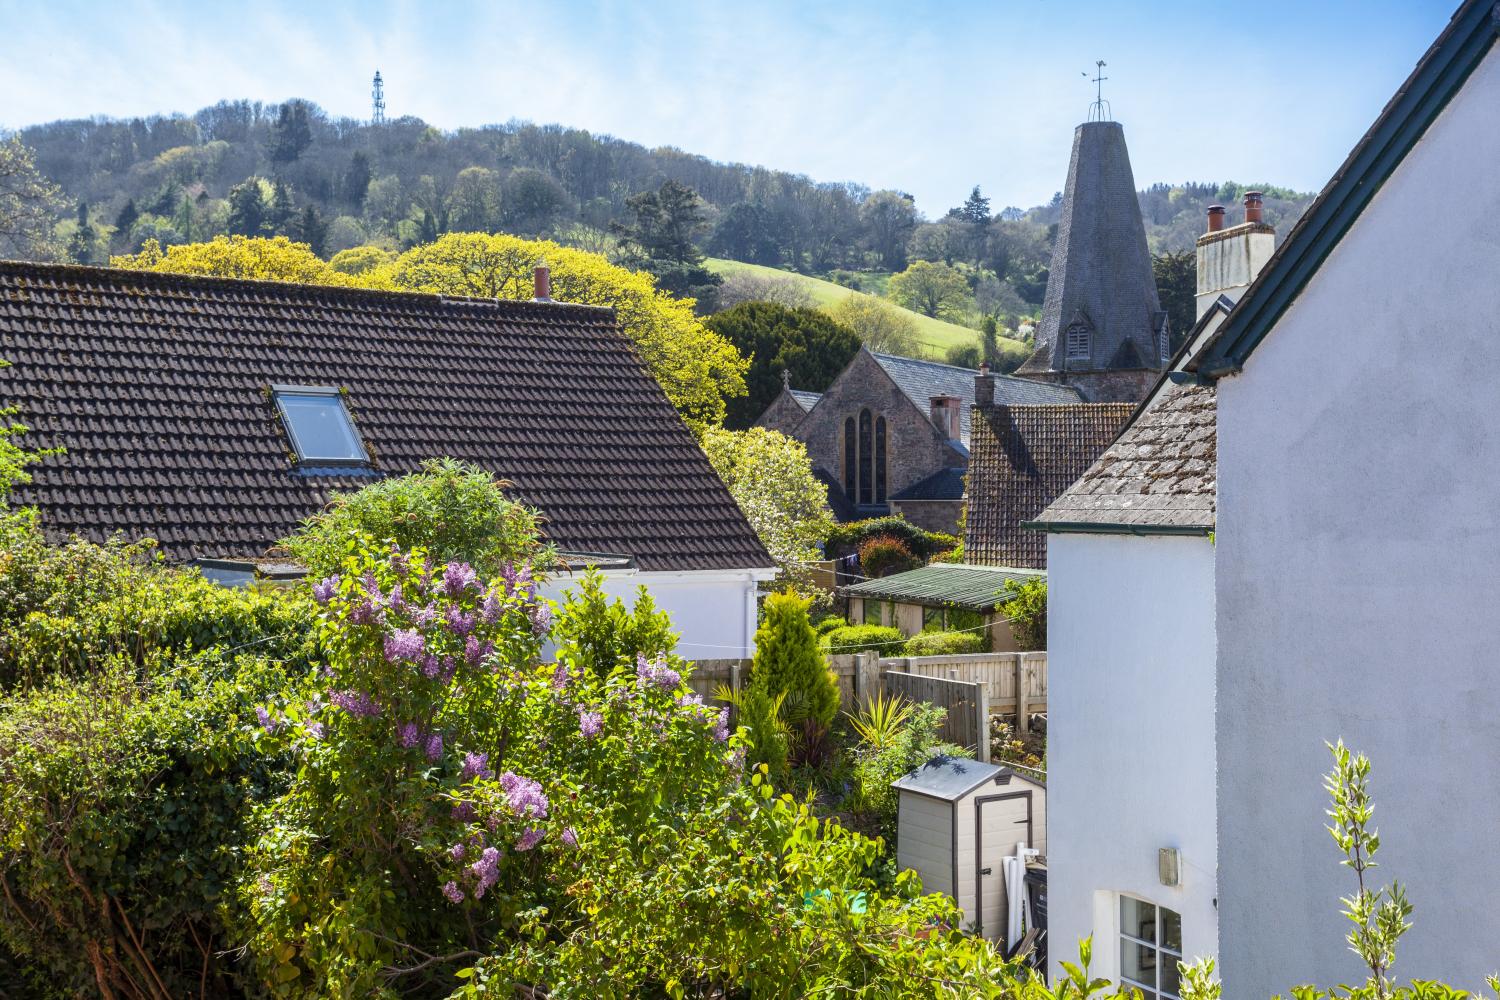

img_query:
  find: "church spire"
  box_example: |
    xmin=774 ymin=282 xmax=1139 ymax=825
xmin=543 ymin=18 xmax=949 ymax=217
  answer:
xmin=1015 ymin=117 xmax=1168 ymax=403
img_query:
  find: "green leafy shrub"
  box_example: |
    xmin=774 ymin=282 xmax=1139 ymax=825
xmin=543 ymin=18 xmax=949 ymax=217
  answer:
xmin=846 ymin=694 xmax=961 ymax=835
xmin=999 ymin=577 xmax=1047 ymax=651
xmin=0 ymin=653 xmax=297 ymax=999
xmin=752 ymin=591 xmax=839 ymax=730
xmin=815 ymin=615 xmax=849 ymax=635
xmin=280 ymin=457 xmax=550 ymax=578
xmin=903 ymin=629 xmax=986 ymax=657
xmin=0 ymin=508 xmax=317 ymax=690
xmin=825 ymin=515 xmax=958 ymax=561
xmin=549 ymin=568 xmax=679 ymax=679
xmin=821 ymin=624 xmax=904 ymax=655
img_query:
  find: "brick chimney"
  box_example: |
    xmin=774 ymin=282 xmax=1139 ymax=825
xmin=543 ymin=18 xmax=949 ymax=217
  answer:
xmin=1194 ymin=192 xmax=1274 ymax=319
xmin=974 ymin=365 xmax=995 ymax=407
xmin=929 ymin=395 xmax=961 ymax=440
xmin=531 ymin=264 xmax=552 ymax=302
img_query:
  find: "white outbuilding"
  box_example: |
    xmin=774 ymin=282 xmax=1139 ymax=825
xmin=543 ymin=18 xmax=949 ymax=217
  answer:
xmin=893 ymin=758 xmax=1046 ymax=944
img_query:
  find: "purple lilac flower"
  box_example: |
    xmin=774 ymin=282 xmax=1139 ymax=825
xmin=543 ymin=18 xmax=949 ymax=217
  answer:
xmin=712 ymin=707 xmax=730 ymax=743
xmin=255 ymin=706 xmax=279 ymax=734
xmin=440 ymin=656 xmax=458 ymax=683
xmin=498 ymin=771 xmax=549 ymax=819
xmin=515 ymin=827 xmax=545 ymax=852
xmin=528 ymin=602 xmax=552 ymax=636
xmin=410 ymin=603 xmax=440 ymax=627
xmin=399 ymin=722 xmax=421 ymax=748
xmin=470 ymin=846 xmax=502 ymax=896
xmin=305 ymin=721 xmax=326 ymax=740
xmin=561 ymin=827 xmax=578 ymax=848
xmin=383 ymin=629 xmax=425 ymax=663
xmin=551 ymin=662 xmax=573 ymax=691
xmin=449 ymin=843 xmax=466 ymax=861
xmin=389 ymin=546 xmax=410 ymax=577
xmin=442 ymin=881 xmax=464 ymax=904
xmin=442 ymin=562 xmax=479 ymax=597
xmin=461 ymin=751 xmax=493 ymax=781
xmin=479 ymin=589 xmax=503 ymax=624
xmin=464 ymin=635 xmax=493 ymax=667
xmin=425 ymin=732 xmax=444 ymax=762
xmin=361 ymin=571 xmax=383 ymax=602
xmin=330 ymin=690 xmax=381 ymax=718
xmin=386 ymin=583 xmax=408 ymax=613
xmin=451 ymin=801 xmax=477 ymax=822
xmin=348 ymin=599 xmax=386 ymax=627
xmin=636 ymin=654 xmax=681 ymax=691
xmin=677 ymin=691 xmax=703 ymax=708
xmin=420 ymin=653 xmax=442 ymax=679
xmin=444 ymin=605 xmax=476 ymax=638
xmin=578 ymin=709 xmax=603 ymax=739
xmin=312 ymin=575 xmax=340 ymax=604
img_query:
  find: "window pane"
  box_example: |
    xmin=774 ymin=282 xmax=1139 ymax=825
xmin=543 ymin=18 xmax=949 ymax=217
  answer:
xmin=875 ymin=416 xmax=887 ymax=503
xmin=1120 ymin=897 xmax=1156 ymax=944
xmin=843 ymin=418 xmax=856 ymax=498
xmin=1159 ymin=955 xmax=1181 ymax=998
xmin=923 ymin=606 xmax=943 ymax=630
xmin=863 ymin=600 xmax=883 ymax=626
xmin=1120 ymin=935 xmax=1159 ymax=987
xmin=1160 ymin=907 xmax=1182 ymax=952
xmin=277 ymin=392 xmax=365 ymax=462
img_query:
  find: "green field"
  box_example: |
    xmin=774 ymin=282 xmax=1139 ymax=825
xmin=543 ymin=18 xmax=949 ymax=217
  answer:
xmin=706 ymin=258 xmax=1019 ymax=361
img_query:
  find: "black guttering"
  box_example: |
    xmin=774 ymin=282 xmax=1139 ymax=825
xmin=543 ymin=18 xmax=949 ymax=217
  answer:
xmin=1021 ymin=520 xmax=1212 ymax=537
xmin=1189 ymin=0 xmax=1500 ymax=378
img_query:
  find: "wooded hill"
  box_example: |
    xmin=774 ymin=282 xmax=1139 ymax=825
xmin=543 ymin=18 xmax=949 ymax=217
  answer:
xmin=17 ymin=98 xmax=1314 ymax=316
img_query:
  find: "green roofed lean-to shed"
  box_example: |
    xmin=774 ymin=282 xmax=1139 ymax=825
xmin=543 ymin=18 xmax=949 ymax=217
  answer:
xmin=843 ymin=563 xmax=1042 ymax=651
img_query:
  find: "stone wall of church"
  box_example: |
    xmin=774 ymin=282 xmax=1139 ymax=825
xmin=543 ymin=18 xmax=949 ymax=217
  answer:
xmin=794 ymin=351 xmax=956 ymax=507
xmin=1019 ymin=367 xmax=1158 ymax=404
xmin=889 ymin=499 xmax=965 ymax=535
xmin=753 ymin=391 xmax=810 ymax=437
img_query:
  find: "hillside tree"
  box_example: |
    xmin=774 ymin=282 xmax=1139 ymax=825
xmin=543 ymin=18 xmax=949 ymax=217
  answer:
xmin=826 ymin=295 xmax=919 ymax=355
xmin=704 ymin=301 xmax=861 ymax=428
xmin=0 ymin=136 xmax=63 ymax=260
xmin=888 ymin=260 xmax=970 ymax=319
xmin=269 ymin=100 xmax=313 ymax=165
xmin=859 ymin=190 xmax=917 ymax=270
xmin=1153 ymin=250 xmax=1196 ymax=355
xmin=613 ymin=179 xmax=721 ymax=305
xmin=226 ymin=179 xmax=267 ymax=236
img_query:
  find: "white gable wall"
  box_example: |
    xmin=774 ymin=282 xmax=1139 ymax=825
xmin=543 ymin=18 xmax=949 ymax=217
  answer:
xmin=1215 ymin=41 xmax=1500 ymax=996
xmin=1046 ymin=532 xmax=1217 ymax=983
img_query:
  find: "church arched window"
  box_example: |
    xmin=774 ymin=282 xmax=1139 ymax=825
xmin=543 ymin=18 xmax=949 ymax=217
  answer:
xmin=843 ymin=417 xmax=856 ymax=499
xmin=858 ymin=409 xmax=873 ymax=505
xmin=875 ymin=415 xmax=888 ymax=504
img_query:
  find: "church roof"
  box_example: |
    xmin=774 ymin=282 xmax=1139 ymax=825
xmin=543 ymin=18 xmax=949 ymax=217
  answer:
xmin=1190 ymin=0 xmax=1499 ymax=377
xmin=1021 ymin=120 xmax=1167 ymax=377
xmin=0 ymin=260 xmax=772 ymax=573
xmin=964 ymin=403 xmax=1135 ymax=568
xmin=869 ymin=351 xmax=1082 ymax=444
xmin=890 ymin=467 xmax=966 ymax=502
xmin=789 ymin=389 xmax=823 ymax=411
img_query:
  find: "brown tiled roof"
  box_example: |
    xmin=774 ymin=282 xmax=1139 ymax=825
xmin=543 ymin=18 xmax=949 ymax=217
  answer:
xmin=964 ymin=403 xmax=1135 ymax=568
xmin=1033 ymin=383 xmax=1216 ymax=531
xmin=0 ymin=260 xmax=772 ymax=572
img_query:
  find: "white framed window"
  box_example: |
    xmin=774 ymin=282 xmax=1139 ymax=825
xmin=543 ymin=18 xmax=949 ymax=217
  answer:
xmin=1118 ymin=896 xmax=1182 ymax=1000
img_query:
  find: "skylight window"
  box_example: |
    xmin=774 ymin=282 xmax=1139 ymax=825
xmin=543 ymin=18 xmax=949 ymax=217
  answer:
xmin=272 ymin=385 xmax=368 ymax=466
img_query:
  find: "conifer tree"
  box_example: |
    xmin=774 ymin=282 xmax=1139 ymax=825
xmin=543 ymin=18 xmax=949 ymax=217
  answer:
xmin=751 ymin=590 xmax=839 ymax=729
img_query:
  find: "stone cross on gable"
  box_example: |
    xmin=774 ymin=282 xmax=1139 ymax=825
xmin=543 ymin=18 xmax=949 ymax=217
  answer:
xmin=781 ymin=369 xmax=791 ymax=389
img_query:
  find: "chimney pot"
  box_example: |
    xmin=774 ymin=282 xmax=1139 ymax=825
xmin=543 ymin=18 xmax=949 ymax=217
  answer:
xmin=1207 ymin=205 xmax=1226 ymax=233
xmin=974 ymin=372 xmax=995 ymax=408
xmin=1243 ymin=191 xmax=1264 ymax=224
xmin=532 ymin=264 xmax=552 ymax=302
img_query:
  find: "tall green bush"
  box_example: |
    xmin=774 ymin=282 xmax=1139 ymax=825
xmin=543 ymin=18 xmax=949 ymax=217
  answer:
xmin=999 ymin=577 xmax=1047 ymax=651
xmin=280 ymin=457 xmax=549 ymax=578
xmin=549 ymin=569 xmax=679 ymax=679
xmin=751 ymin=591 xmax=839 ymax=729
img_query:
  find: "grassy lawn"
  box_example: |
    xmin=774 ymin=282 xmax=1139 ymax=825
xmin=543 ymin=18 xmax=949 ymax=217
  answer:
xmin=706 ymin=258 xmax=1022 ymax=361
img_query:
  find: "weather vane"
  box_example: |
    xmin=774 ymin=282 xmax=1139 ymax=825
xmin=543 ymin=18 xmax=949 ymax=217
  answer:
xmin=1084 ymin=60 xmax=1111 ymax=122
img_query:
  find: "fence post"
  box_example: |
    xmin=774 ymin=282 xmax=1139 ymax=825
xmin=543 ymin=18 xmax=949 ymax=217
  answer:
xmin=855 ymin=652 xmax=880 ymax=704
xmin=1015 ymin=656 xmax=1030 ymax=735
xmin=975 ymin=683 xmax=990 ymax=764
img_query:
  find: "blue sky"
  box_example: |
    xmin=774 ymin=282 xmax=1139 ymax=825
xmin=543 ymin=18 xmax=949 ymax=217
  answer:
xmin=0 ymin=0 xmax=1457 ymax=215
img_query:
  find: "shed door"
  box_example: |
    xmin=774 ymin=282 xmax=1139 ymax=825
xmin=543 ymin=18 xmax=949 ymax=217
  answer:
xmin=974 ymin=792 xmax=1035 ymax=942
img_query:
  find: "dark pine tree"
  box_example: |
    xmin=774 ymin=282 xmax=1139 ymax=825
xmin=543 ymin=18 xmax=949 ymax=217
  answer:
xmin=343 ymin=151 xmax=372 ymax=210
xmin=67 ymin=201 xmax=97 ymax=264
xmin=1152 ymin=250 xmax=1196 ymax=354
xmin=226 ymin=180 xmax=267 ymax=236
xmin=295 ymin=205 xmax=329 ymax=256
xmin=704 ymin=301 xmax=862 ymax=429
xmin=270 ymin=101 xmax=313 ymax=165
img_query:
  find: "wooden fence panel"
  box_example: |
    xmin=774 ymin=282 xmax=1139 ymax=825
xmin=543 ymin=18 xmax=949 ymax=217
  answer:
xmin=879 ymin=652 xmax=1047 ymax=719
xmin=686 ymin=655 xmax=859 ymax=708
xmin=883 ymin=671 xmax=989 ymax=762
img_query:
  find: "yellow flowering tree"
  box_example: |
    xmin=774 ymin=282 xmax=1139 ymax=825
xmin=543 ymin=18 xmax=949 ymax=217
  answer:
xmin=112 ymin=234 xmax=352 ymax=285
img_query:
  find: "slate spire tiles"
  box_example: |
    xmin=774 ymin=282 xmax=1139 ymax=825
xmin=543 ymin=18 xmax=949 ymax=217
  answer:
xmin=0 ymin=261 xmax=771 ymax=573
xmin=1020 ymin=121 xmax=1168 ymax=379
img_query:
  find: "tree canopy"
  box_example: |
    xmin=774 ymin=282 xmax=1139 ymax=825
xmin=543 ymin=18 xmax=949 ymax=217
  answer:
xmin=888 ymin=260 xmax=971 ymax=320
xmin=704 ymin=301 xmax=861 ymax=429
